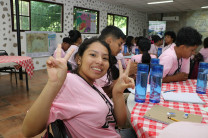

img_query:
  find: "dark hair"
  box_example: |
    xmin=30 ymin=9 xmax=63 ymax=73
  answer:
xmin=203 ymin=37 xmax=208 ymax=48
xmin=99 ymin=26 xmax=125 ymax=41
xmin=125 ymin=36 xmax=134 ymax=46
xmin=62 ymin=37 xmax=71 ymax=44
xmin=73 ymin=37 xmax=113 ymax=84
xmin=135 ymin=36 xmax=144 ymax=44
xmin=68 ymin=30 xmax=81 ymax=44
xmin=138 ymin=38 xmax=151 ymax=64
xmin=175 ymin=27 xmax=202 ymax=47
xmin=151 ymin=35 xmax=162 ymax=43
xmin=164 ymin=31 xmax=176 ymax=42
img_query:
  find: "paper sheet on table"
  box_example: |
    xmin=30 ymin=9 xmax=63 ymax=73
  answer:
xmin=162 ymin=92 xmax=205 ymax=104
xmin=128 ymin=84 xmax=150 ymax=94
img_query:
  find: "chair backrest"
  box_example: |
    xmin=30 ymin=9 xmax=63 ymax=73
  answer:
xmin=189 ymin=53 xmax=204 ymax=79
xmin=0 ymin=50 xmax=8 ymax=56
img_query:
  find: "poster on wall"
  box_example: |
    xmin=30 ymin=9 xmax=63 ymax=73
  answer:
xmin=74 ymin=11 xmax=97 ymax=33
xmin=148 ymin=21 xmax=166 ymax=37
xmin=26 ymin=31 xmax=56 ymax=57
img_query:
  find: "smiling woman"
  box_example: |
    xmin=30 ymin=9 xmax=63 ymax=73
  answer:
xmin=22 ymin=37 xmax=135 ymax=137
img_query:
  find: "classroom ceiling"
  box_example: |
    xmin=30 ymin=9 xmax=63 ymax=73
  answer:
xmin=98 ymin=0 xmax=208 ymax=13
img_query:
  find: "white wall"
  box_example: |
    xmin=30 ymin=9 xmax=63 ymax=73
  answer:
xmin=0 ymin=0 xmax=147 ymax=70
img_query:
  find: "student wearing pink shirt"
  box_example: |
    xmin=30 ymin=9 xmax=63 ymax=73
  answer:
xmin=131 ymin=37 xmax=157 ymax=63
xmin=149 ymin=35 xmax=163 ymax=56
xmin=53 ymin=37 xmax=71 ymax=58
xmin=163 ymin=31 xmax=176 ymax=52
xmin=199 ymin=37 xmax=208 ymax=62
xmin=22 ymin=37 xmax=135 ymax=138
xmin=159 ymin=27 xmax=202 ymax=83
xmin=66 ymin=30 xmax=82 ymax=70
xmin=97 ymin=26 xmax=137 ymax=98
xmin=122 ymin=36 xmax=135 ymax=56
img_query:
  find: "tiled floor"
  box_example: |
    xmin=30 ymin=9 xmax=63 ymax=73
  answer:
xmin=0 ymin=70 xmax=48 ymax=138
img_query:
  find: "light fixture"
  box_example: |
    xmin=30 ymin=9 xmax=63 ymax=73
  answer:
xmin=148 ymin=0 xmax=173 ymax=4
xmin=201 ymin=6 xmax=208 ymax=8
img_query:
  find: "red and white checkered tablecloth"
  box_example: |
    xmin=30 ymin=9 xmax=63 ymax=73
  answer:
xmin=0 ymin=56 xmax=34 ymax=77
xmin=131 ymin=79 xmax=208 ymax=138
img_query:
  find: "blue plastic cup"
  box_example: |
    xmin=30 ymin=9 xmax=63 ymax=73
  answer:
xmin=135 ymin=64 xmax=149 ymax=103
xmin=149 ymin=58 xmax=160 ymax=84
xmin=124 ymin=45 xmax=127 ymax=54
xmin=135 ymin=48 xmax=139 ymax=55
xmin=149 ymin=64 xmax=163 ymax=103
xmin=157 ymin=48 xmax=162 ymax=57
xmin=196 ymin=62 xmax=208 ymax=94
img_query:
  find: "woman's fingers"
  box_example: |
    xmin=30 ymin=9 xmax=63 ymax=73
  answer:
xmin=64 ymin=48 xmax=75 ymax=61
xmin=124 ymin=60 xmax=132 ymax=76
xmin=56 ymin=44 xmax=62 ymax=59
xmin=118 ymin=60 xmax=123 ymax=77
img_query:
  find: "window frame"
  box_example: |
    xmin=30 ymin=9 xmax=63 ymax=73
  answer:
xmin=107 ymin=13 xmax=129 ymax=35
xmin=10 ymin=0 xmax=64 ymax=33
xmin=73 ymin=6 xmax=99 ymax=34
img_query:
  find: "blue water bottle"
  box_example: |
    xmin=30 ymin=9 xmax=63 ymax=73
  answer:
xmin=196 ymin=62 xmax=208 ymax=94
xmin=149 ymin=64 xmax=163 ymax=103
xmin=124 ymin=45 xmax=127 ymax=54
xmin=149 ymin=58 xmax=160 ymax=84
xmin=157 ymin=48 xmax=162 ymax=57
xmin=135 ymin=64 xmax=149 ymax=103
xmin=135 ymin=48 xmax=139 ymax=55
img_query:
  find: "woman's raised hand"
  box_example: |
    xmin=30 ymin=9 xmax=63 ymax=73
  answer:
xmin=113 ymin=60 xmax=135 ymax=94
xmin=46 ymin=45 xmax=74 ymax=84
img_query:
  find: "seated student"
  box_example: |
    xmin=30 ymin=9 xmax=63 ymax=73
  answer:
xmin=53 ymin=37 xmax=71 ymax=58
xmin=199 ymin=37 xmax=208 ymax=62
xmin=131 ymin=37 xmax=157 ymax=63
xmin=163 ymin=31 xmax=176 ymax=52
xmin=22 ymin=37 xmax=135 ymax=138
xmin=148 ymin=35 xmax=163 ymax=56
xmin=96 ymin=26 xmax=137 ymax=98
xmin=122 ymin=36 xmax=135 ymax=56
xmin=133 ymin=36 xmax=145 ymax=54
xmin=66 ymin=30 xmax=82 ymax=70
xmin=159 ymin=27 xmax=202 ymax=83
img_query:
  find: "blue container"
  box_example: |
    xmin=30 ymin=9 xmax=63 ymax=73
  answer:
xmin=149 ymin=58 xmax=160 ymax=84
xmin=157 ymin=48 xmax=162 ymax=57
xmin=196 ymin=62 xmax=208 ymax=94
xmin=124 ymin=45 xmax=128 ymax=54
xmin=135 ymin=48 xmax=139 ymax=55
xmin=149 ymin=64 xmax=163 ymax=103
xmin=135 ymin=64 xmax=149 ymax=103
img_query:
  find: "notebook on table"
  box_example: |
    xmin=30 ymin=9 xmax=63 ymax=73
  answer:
xmin=143 ymin=105 xmax=203 ymax=125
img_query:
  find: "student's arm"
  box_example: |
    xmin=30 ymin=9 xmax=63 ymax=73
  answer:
xmin=162 ymin=72 xmax=188 ymax=83
xmin=22 ymin=46 xmax=74 ymax=137
xmin=112 ymin=61 xmax=135 ymax=127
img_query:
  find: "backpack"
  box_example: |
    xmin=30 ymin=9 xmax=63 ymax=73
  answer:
xmin=42 ymin=119 xmax=72 ymax=138
xmin=189 ymin=53 xmax=204 ymax=79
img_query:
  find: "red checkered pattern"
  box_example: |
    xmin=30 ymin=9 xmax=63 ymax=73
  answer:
xmin=0 ymin=56 xmax=34 ymax=77
xmin=131 ymin=79 xmax=208 ymax=138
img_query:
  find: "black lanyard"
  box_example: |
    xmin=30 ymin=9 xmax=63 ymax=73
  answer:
xmin=174 ymin=58 xmax=182 ymax=75
xmin=76 ymin=73 xmax=116 ymax=128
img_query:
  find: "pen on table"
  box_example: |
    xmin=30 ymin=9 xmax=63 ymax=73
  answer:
xmin=163 ymin=90 xmax=177 ymax=93
xmin=168 ymin=117 xmax=179 ymax=122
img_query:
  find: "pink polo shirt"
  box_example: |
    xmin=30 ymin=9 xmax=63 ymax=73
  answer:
xmin=66 ymin=45 xmax=79 ymax=70
xmin=149 ymin=44 xmax=163 ymax=55
xmin=48 ymin=73 xmax=120 ymax=138
xmin=159 ymin=45 xmax=190 ymax=78
xmin=131 ymin=54 xmax=157 ymax=63
xmin=199 ymin=48 xmax=208 ymax=62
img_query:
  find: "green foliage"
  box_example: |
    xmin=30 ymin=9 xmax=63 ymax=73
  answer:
xmin=13 ymin=0 xmax=62 ymax=32
xmin=107 ymin=14 xmax=128 ymax=35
